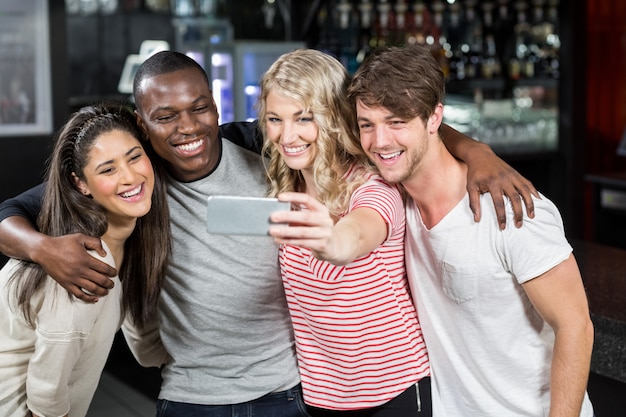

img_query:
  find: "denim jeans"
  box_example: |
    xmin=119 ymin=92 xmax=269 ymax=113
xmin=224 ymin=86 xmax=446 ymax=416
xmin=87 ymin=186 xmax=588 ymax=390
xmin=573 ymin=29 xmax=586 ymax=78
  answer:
xmin=156 ymin=384 xmax=310 ymax=417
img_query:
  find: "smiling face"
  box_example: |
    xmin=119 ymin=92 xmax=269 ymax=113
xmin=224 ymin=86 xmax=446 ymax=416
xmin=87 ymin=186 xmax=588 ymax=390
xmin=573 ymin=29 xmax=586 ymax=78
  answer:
xmin=356 ymin=99 xmax=432 ymax=185
xmin=74 ymin=129 xmax=154 ymax=227
xmin=265 ymin=91 xmax=319 ymax=174
xmin=134 ymin=67 xmax=219 ymax=182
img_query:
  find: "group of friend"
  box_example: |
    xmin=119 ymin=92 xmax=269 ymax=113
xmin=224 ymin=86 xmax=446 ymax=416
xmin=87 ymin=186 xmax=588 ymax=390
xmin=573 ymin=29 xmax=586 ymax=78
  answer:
xmin=0 ymin=44 xmax=594 ymax=417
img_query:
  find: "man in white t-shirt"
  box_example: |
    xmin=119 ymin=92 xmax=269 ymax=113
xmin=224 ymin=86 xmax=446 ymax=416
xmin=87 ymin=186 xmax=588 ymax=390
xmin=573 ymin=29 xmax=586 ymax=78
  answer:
xmin=347 ymin=44 xmax=595 ymax=417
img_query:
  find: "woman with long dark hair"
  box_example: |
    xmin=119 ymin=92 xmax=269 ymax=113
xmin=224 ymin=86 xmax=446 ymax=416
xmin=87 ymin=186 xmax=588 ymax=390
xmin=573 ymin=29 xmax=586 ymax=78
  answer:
xmin=0 ymin=103 xmax=170 ymax=417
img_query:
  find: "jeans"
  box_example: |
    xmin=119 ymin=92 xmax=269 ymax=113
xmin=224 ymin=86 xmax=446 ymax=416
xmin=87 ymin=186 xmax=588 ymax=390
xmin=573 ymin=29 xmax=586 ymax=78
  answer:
xmin=156 ymin=384 xmax=310 ymax=417
xmin=306 ymin=377 xmax=432 ymax=417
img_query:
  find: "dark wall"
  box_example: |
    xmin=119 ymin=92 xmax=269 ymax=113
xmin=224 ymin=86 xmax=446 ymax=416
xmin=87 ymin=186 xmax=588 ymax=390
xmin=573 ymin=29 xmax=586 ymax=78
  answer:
xmin=63 ymin=1 xmax=316 ymax=107
xmin=0 ymin=1 xmax=68 ymax=266
xmin=0 ymin=1 xmax=68 ymax=203
xmin=221 ymin=0 xmax=317 ymax=42
xmin=66 ymin=12 xmax=175 ymax=107
xmin=581 ymin=1 xmax=626 ymax=240
xmin=557 ymin=0 xmax=588 ymax=240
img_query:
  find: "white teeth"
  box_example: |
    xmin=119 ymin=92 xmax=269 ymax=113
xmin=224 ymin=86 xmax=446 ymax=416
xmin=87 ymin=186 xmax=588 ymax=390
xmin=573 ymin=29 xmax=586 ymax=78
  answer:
xmin=121 ymin=185 xmax=141 ymax=198
xmin=284 ymin=144 xmax=308 ymax=154
xmin=178 ymin=139 xmax=202 ymax=151
xmin=379 ymin=151 xmax=402 ymax=160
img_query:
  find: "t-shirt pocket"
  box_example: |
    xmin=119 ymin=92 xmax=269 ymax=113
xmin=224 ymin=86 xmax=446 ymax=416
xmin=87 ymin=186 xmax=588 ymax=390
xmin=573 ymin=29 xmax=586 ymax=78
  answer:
xmin=441 ymin=262 xmax=478 ymax=304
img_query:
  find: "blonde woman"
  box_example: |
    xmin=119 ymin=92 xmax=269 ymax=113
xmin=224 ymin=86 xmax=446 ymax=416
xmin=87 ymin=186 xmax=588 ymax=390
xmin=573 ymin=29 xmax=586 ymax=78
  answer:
xmin=259 ymin=48 xmax=535 ymax=416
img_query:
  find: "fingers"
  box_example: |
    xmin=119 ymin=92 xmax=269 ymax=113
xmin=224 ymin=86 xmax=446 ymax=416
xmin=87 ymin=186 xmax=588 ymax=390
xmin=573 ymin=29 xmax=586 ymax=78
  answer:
xmin=507 ymin=192 xmax=525 ymax=229
xmin=80 ymin=268 xmax=115 ymax=292
xmin=518 ymin=180 xmax=538 ymax=219
xmin=59 ymin=271 xmax=113 ymax=302
xmin=271 ymin=192 xmax=337 ymax=256
xmin=269 ymin=211 xmax=333 ymax=238
xmin=490 ymin=194 xmax=507 ymax=230
xmin=40 ymin=234 xmax=117 ymax=300
xmin=277 ymin=192 xmax=325 ymax=211
xmin=501 ymin=181 xmax=537 ymax=228
xmin=82 ymin=235 xmax=108 ymax=258
xmin=269 ymin=203 xmax=334 ymax=250
xmin=273 ymin=192 xmax=332 ymax=224
xmin=468 ymin=187 xmax=482 ymax=223
xmin=470 ymin=172 xmax=538 ymax=229
xmin=67 ymin=284 xmax=100 ymax=303
xmin=85 ymin=255 xmax=118 ymax=283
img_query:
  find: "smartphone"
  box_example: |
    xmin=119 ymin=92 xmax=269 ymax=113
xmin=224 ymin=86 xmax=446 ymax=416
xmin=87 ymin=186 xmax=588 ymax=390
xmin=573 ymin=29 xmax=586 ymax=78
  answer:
xmin=206 ymin=195 xmax=291 ymax=236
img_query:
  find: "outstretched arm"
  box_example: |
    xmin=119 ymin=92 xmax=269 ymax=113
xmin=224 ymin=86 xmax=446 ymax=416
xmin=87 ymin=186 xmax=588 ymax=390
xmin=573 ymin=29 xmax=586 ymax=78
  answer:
xmin=269 ymin=192 xmax=388 ymax=266
xmin=0 ymin=185 xmax=116 ymax=302
xmin=441 ymin=124 xmax=538 ymax=229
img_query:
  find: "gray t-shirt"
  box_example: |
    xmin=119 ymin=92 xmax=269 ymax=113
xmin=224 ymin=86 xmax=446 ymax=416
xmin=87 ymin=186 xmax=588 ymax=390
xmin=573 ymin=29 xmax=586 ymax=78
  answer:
xmin=159 ymin=139 xmax=299 ymax=404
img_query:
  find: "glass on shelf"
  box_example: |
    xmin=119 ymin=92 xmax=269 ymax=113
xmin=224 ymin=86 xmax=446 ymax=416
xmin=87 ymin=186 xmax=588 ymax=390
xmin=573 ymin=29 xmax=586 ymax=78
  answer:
xmin=444 ymin=91 xmax=558 ymax=153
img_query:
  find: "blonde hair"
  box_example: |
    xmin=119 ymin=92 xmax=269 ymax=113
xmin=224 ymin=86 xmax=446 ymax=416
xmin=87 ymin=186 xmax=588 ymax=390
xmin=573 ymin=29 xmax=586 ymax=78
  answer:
xmin=257 ymin=49 xmax=372 ymax=216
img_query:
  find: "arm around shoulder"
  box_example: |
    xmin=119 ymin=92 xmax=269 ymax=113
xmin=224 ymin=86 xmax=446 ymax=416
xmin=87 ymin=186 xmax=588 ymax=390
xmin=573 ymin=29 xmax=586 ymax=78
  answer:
xmin=0 ymin=181 xmax=117 ymax=301
xmin=0 ymin=215 xmax=116 ymax=301
xmin=440 ymin=123 xmax=538 ymax=229
xmin=0 ymin=183 xmax=45 ymax=259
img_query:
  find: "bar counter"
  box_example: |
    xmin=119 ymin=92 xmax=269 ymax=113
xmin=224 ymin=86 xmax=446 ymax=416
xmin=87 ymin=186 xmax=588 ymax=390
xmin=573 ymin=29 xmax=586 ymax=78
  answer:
xmin=572 ymin=240 xmax=626 ymax=383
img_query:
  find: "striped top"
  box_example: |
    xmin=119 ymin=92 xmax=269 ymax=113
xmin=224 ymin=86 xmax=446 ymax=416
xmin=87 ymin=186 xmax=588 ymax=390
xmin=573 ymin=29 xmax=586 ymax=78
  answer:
xmin=279 ymin=170 xmax=430 ymax=410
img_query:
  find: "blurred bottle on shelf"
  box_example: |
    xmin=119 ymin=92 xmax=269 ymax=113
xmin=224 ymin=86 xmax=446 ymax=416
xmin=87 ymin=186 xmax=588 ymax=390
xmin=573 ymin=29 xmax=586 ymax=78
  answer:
xmin=460 ymin=0 xmax=483 ymax=79
xmin=429 ymin=0 xmax=449 ymax=79
xmin=405 ymin=0 xmax=427 ymax=46
xmin=355 ymin=0 xmax=375 ymax=64
xmin=509 ymin=0 xmax=531 ymax=79
xmin=309 ymin=0 xmax=560 ymax=151
xmin=532 ymin=0 xmax=560 ymax=78
xmin=146 ymin=0 xmax=170 ymax=13
xmin=312 ymin=0 xmax=559 ymax=84
xmin=372 ymin=0 xmax=393 ymax=47
xmin=336 ymin=0 xmax=360 ymax=72
xmin=446 ymin=1 xmax=465 ymax=80
xmin=393 ymin=0 xmax=409 ymax=47
xmin=481 ymin=1 xmax=501 ymax=79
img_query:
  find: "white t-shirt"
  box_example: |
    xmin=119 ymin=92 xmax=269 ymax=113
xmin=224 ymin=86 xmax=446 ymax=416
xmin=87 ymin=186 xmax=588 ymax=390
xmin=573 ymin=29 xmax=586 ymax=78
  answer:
xmin=405 ymin=192 xmax=594 ymax=416
xmin=0 ymin=241 xmax=123 ymax=417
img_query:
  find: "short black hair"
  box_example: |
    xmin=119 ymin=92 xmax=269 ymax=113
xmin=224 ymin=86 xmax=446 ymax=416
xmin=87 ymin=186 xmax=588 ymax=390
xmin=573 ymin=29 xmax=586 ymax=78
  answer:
xmin=133 ymin=50 xmax=209 ymax=110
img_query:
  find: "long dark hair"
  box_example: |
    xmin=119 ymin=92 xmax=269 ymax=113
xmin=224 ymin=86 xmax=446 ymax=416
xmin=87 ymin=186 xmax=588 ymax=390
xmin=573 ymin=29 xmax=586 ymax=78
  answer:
xmin=10 ymin=103 xmax=171 ymax=329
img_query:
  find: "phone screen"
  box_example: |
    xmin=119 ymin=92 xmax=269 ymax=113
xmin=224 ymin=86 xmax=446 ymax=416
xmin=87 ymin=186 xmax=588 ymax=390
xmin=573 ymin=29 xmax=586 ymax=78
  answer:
xmin=206 ymin=195 xmax=290 ymax=236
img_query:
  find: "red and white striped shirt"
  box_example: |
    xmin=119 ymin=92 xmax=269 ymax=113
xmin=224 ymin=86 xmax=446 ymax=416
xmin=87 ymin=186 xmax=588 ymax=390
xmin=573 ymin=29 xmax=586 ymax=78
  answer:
xmin=279 ymin=170 xmax=430 ymax=410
